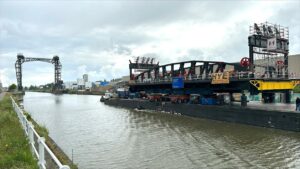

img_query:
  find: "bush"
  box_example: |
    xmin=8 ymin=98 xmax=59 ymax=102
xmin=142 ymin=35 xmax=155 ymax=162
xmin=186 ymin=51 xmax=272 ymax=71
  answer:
xmin=8 ymin=84 xmax=17 ymax=91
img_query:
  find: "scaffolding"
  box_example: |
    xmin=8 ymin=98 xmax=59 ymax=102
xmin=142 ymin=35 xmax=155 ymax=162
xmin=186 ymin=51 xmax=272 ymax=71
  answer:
xmin=248 ymin=22 xmax=289 ymax=78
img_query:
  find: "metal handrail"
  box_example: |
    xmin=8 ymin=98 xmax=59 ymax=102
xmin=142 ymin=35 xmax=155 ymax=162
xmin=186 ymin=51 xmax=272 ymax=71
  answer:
xmin=11 ymin=96 xmax=70 ymax=169
xmin=135 ymin=72 xmax=300 ymax=84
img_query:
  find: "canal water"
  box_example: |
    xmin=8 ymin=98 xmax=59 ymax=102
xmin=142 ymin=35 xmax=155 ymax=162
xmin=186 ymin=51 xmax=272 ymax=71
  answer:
xmin=23 ymin=92 xmax=300 ymax=169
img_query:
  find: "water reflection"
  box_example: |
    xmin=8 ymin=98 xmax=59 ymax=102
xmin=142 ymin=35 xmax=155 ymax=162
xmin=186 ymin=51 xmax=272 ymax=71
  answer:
xmin=23 ymin=92 xmax=300 ymax=169
xmin=55 ymin=95 xmax=61 ymax=104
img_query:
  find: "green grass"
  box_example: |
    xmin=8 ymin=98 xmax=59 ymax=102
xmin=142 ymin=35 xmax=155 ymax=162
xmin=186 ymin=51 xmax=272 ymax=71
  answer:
xmin=0 ymin=94 xmax=38 ymax=169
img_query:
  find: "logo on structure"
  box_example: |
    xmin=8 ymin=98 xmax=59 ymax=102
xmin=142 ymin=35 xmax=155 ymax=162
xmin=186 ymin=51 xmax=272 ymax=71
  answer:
xmin=267 ymin=38 xmax=277 ymax=50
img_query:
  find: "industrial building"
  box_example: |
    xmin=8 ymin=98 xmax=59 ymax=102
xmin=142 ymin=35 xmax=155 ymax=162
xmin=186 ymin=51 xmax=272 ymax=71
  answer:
xmin=63 ymin=74 xmax=92 ymax=91
xmin=288 ymin=54 xmax=300 ymax=77
xmin=254 ymin=54 xmax=300 ymax=78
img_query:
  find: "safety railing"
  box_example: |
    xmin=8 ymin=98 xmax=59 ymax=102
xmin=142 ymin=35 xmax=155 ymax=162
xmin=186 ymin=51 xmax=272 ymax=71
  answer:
xmin=134 ymin=72 xmax=300 ymax=84
xmin=11 ymin=96 xmax=70 ymax=169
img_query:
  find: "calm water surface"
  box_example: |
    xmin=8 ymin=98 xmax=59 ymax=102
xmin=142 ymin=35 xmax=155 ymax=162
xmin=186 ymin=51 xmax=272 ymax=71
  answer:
xmin=23 ymin=92 xmax=300 ymax=169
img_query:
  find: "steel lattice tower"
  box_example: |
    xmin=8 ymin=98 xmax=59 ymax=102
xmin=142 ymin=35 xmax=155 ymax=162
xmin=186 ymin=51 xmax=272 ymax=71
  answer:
xmin=15 ymin=54 xmax=63 ymax=92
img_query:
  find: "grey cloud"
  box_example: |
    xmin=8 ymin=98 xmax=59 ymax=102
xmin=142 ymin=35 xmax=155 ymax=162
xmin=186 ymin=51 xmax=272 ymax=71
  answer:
xmin=0 ymin=1 xmax=191 ymax=29
xmin=113 ymin=45 xmax=131 ymax=55
xmin=187 ymin=49 xmax=204 ymax=59
xmin=0 ymin=1 xmax=253 ymax=30
xmin=0 ymin=0 xmax=299 ymax=86
xmin=269 ymin=4 xmax=300 ymax=54
xmin=141 ymin=53 xmax=160 ymax=63
xmin=0 ymin=19 xmax=153 ymax=57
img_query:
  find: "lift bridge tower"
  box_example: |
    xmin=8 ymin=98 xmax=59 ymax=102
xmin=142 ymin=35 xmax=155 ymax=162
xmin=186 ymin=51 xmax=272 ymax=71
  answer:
xmin=15 ymin=54 xmax=63 ymax=92
xmin=248 ymin=22 xmax=289 ymax=78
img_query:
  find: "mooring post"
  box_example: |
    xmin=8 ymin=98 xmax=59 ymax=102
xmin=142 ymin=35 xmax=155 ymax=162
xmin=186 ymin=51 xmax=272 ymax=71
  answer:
xmin=241 ymin=92 xmax=247 ymax=107
xmin=38 ymin=137 xmax=46 ymax=168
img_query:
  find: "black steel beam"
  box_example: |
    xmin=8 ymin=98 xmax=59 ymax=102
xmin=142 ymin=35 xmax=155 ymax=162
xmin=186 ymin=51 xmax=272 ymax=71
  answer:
xmin=15 ymin=54 xmax=62 ymax=92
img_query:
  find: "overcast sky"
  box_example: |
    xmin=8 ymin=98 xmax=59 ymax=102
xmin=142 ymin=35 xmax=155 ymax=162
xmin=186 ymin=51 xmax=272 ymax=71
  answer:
xmin=0 ymin=0 xmax=299 ymax=87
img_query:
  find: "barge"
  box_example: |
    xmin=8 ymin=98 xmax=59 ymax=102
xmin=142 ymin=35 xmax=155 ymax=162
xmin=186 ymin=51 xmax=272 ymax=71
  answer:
xmin=105 ymin=22 xmax=300 ymax=132
xmin=104 ymin=98 xmax=300 ymax=132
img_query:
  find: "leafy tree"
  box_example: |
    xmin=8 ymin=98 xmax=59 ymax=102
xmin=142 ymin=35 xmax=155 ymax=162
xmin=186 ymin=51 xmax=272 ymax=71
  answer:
xmin=8 ymin=84 xmax=17 ymax=91
xmin=29 ymin=85 xmax=38 ymax=90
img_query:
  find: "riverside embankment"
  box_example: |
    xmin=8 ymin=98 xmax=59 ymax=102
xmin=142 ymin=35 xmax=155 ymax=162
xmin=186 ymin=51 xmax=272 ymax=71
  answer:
xmin=13 ymin=93 xmax=78 ymax=169
xmin=0 ymin=92 xmax=77 ymax=169
xmin=23 ymin=92 xmax=300 ymax=169
xmin=0 ymin=93 xmax=38 ymax=169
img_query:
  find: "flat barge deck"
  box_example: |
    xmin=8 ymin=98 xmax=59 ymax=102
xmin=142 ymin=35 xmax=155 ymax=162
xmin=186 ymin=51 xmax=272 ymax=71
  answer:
xmin=104 ymin=99 xmax=300 ymax=132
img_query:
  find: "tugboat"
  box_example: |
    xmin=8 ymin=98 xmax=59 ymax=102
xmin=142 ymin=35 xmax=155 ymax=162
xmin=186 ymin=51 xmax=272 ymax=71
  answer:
xmin=100 ymin=96 xmax=105 ymax=102
xmin=100 ymin=92 xmax=113 ymax=102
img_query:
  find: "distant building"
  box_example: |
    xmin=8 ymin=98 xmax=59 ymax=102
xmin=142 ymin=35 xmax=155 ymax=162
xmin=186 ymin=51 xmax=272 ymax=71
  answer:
xmin=254 ymin=54 xmax=300 ymax=78
xmin=72 ymin=83 xmax=78 ymax=90
xmin=110 ymin=76 xmax=130 ymax=89
xmin=83 ymin=74 xmax=88 ymax=82
xmin=76 ymin=78 xmax=84 ymax=90
xmin=64 ymin=74 xmax=92 ymax=91
xmin=94 ymin=80 xmax=109 ymax=87
xmin=63 ymin=81 xmax=77 ymax=89
xmin=85 ymin=82 xmax=92 ymax=90
xmin=122 ymin=76 xmax=130 ymax=82
xmin=288 ymin=54 xmax=300 ymax=77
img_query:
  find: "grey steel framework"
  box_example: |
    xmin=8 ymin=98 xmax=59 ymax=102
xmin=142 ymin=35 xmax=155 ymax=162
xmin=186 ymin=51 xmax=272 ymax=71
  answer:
xmin=130 ymin=22 xmax=290 ymax=84
xmin=248 ymin=22 xmax=289 ymax=78
xmin=129 ymin=56 xmax=159 ymax=80
xmin=15 ymin=54 xmax=63 ymax=91
xmin=133 ymin=60 xmax=245 ymax=81
xmin=128 ymin=22 xmax=295 ymax=101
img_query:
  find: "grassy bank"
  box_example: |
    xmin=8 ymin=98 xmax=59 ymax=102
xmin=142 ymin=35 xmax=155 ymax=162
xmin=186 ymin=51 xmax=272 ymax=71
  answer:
xmin=23 ymin=111 xmax=78 ymax=169
xmin=13 ymin=94 xmax=78 ymax=169
xmin=0 ymin=94 xmax=38 ymax=169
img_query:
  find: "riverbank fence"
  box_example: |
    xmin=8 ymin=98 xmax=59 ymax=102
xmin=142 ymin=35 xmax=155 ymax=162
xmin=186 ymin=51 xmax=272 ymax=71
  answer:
xmin=11 ymin=96 xmax=70 ymax=169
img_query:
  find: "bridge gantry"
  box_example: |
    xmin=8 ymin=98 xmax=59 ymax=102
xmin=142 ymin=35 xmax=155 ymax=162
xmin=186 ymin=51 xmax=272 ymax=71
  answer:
xmin=15 ymin=54 xmax=63 ymax=92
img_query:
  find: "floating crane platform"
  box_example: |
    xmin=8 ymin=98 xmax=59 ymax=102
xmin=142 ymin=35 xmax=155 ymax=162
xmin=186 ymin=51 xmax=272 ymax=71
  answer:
xmin=105 ymin=22 xmax=300 ymax=132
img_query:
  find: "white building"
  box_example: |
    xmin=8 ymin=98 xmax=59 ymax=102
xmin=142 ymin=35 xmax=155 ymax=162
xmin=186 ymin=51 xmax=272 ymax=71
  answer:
xmin=254 ymin=54 xmax=300 ymax=78
xmin=72 ymin=83 xmax=78 ymax=90
xmin=63 ymin=81 xmax=77 ymax=89
xmin=77 ymin=78 xmax=84 ymax=86
xmin=288 ymin=54 xmax=300 ymax=78
xmin=83 ymin=74 xmax=88 ymax=82
xmin=64 ymin=74 xmax=92 ymax=91
xmin=85 ymin=82 xmax=92 ymax=90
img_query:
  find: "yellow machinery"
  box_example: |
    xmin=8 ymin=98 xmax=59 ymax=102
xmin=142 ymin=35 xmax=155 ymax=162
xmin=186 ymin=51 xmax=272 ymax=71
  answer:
xmin=250 ymin=80 xmax=300 ymax=91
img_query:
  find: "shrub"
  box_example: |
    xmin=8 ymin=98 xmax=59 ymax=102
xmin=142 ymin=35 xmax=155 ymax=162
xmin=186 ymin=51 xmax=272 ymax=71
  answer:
xmin=8 ymin=84 xmax=17 ymax=91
